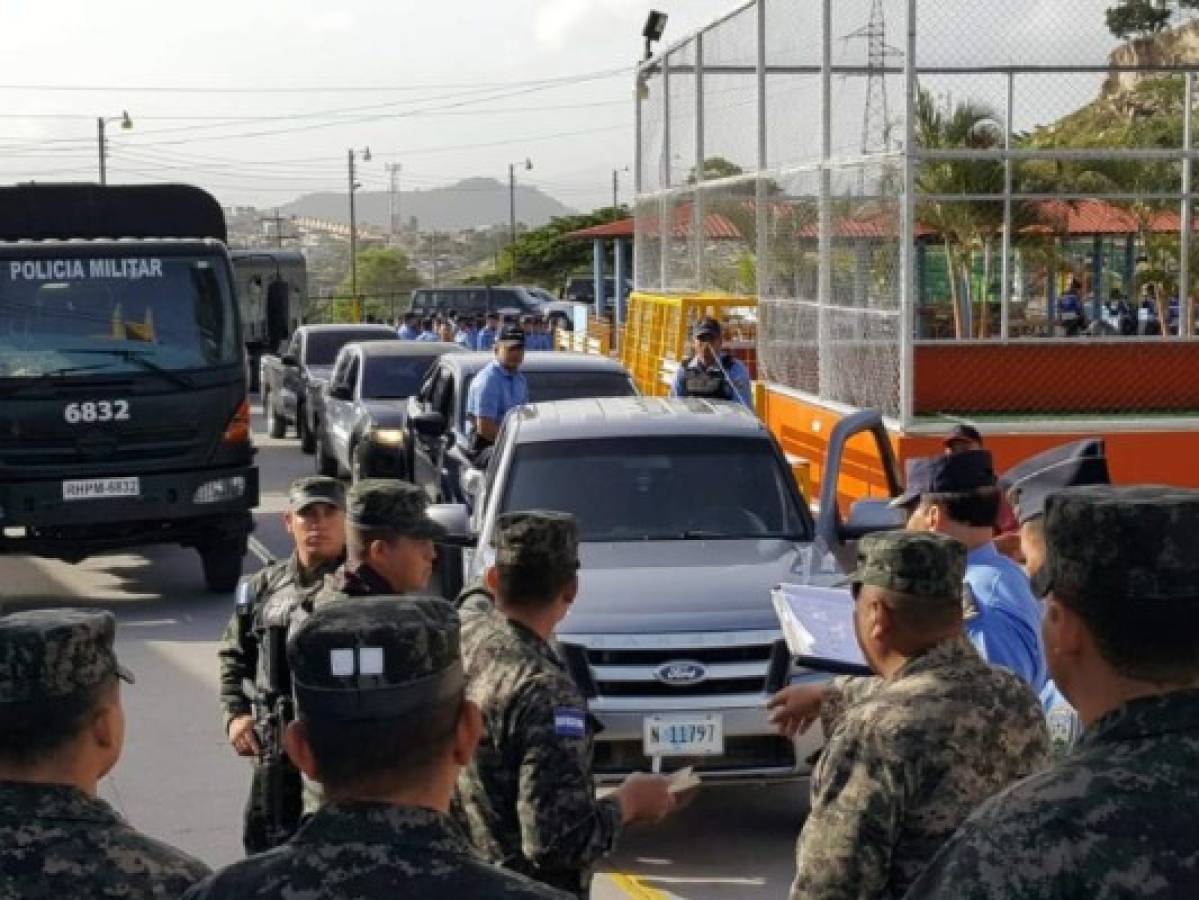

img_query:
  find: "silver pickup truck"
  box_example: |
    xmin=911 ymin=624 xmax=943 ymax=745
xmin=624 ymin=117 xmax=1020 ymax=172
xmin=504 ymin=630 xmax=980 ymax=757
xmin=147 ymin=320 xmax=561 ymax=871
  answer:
xmin=432 ymin=396 xmax=903 ymax=783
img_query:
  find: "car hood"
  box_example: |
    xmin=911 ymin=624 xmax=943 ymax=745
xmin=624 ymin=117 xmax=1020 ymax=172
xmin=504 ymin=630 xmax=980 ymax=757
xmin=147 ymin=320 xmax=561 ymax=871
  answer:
xmin=360 ymin=399 xmax=409 ymax=427
xmin=558 ymin=539 xmax=844 ymax=635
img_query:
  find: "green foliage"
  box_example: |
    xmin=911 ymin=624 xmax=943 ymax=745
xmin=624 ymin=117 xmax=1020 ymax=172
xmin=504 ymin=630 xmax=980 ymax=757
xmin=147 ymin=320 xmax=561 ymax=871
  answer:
xmin=334 ymin=246 xmax=422 ymax=320
xmin=1105 ymin=0 xmax=1199 ymax=39
xmin=686 ymin=157 xmax=746 ymax=185
xmin=497 ymin=206 xmax=629 ymax=286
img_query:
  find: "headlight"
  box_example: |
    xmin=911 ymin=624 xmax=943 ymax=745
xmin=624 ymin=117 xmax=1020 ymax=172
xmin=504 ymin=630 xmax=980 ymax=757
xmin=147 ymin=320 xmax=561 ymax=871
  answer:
xmin=371 ymin=428 xmax=406 ymax=446
xmin=193 ymin=476 xmax=247 ymax=505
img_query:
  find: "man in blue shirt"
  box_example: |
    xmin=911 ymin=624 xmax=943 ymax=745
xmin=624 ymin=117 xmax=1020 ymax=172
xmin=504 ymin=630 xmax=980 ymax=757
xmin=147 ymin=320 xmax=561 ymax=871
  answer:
xmin=416 ymin=318 xmax=440 ymax=342
xmin=1056 ymin=279 xmax=1086 ymax=336
xmin=476 ymin=313 xmax=500 ymax=352
xmin=893 ymin=449 xmax=1049 ymax=701
xmin=454 ymin=316 xmax=478 ymax=350
xmin=669 ymin=318 xmax=753 ymax=409
xmin=465 ymin=325 xmax=528 ymax=457
xmin=397 ymin=312 xmax=421 ymax=341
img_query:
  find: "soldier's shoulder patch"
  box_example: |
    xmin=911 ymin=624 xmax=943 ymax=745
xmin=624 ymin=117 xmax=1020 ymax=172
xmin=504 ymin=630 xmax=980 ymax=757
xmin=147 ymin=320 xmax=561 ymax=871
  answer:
xmin=554 ymin=707 xmax=587 ymax=738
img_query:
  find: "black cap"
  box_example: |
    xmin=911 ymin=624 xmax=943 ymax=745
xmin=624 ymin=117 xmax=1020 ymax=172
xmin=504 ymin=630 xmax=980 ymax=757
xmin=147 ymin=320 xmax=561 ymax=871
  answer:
xmin=943 ymin=424 xmax=983 ymax=450
xmin=891 ymin=449 xmax=996 ymax=508
xmin=693 ymin=317 xmax=722 ymax=340
xmin=1002 ymin=439 xmax=1110 ymax=525
xmin=497 ymin=325 xmax=525 ymax=346
xmin=288 ymin=596 xmax=464 ymax=722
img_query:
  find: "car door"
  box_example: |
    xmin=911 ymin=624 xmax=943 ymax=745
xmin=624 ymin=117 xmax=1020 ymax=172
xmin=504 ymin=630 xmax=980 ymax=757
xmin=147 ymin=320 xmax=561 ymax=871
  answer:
xmin=409 ymin=365 xmax=450 ymax=500
xmin=280 ymin=332 xmax=303 ymax=418
xmin=326 ymin=352 xmax=360 ymax=468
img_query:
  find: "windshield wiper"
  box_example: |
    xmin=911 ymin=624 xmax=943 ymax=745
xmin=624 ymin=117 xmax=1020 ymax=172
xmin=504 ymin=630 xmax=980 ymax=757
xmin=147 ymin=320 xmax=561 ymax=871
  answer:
xmin=0 ymin=364 xmax=115 ymax=394
xmin=59 ymin=348 xmax=194 ymax=389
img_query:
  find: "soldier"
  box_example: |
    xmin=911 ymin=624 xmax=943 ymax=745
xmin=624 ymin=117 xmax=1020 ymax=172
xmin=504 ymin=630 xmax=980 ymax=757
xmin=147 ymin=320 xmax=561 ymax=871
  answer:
xmin=907 ymin=486 xmax=1199 ymax=899
xmin=454 ymin=511 xmax=676 ymax=897
xmin=767 ymin=532 xmax=1050 ymax=900
xmin=314 ymin=479 xmax=445 ymax=600
xmin=184 ymin=597 xmax=567 ymax=899
xmin=0 ymin=608 xmax=210 ymax=899
xmin=217 ymin=475 xmax=346 ymax=854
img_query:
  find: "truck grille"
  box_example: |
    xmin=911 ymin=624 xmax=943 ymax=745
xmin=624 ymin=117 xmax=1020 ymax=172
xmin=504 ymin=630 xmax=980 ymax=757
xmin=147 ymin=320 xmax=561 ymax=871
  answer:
xmin=0 ymin=426 xmax=201 ymax=466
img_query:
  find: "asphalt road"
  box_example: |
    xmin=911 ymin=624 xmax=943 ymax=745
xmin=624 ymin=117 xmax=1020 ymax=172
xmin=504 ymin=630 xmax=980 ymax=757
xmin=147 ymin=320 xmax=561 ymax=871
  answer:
xmin=0 ymin=404 xmax=807 ymax=899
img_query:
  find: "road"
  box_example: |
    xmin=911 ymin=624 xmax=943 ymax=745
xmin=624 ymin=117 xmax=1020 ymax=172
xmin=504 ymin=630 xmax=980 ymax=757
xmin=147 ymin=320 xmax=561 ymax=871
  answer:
xmin=0 ymin=403 xmax=806 ymax=899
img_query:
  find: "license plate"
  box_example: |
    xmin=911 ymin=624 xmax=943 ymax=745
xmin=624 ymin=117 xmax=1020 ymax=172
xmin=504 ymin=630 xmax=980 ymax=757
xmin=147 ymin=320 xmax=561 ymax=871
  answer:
xmin=643 ymin=713 xmax=724 ymax=757
xmin=62 ymin=477 xmax=140 ymax=501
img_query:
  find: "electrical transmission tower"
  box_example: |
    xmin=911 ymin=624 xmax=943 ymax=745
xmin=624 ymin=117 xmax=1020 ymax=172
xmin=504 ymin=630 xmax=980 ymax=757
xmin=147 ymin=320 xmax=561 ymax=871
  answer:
xmin=844 ymin=0 xmax=903 ymax=158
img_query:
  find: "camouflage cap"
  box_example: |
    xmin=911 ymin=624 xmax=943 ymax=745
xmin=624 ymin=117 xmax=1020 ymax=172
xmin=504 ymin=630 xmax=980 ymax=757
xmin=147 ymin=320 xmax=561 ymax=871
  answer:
xmin=840 ymin=530 xmax=967 ymax=600
xmin=288 ymin=475 xmax=346 ymax=513
xmin=1032 ymin=485 xmax=1199 ymax=603
xmin=346 ymin=479 xmax=446 ymax=539
xmin=495 ymin=510 xmax=579 ymax=573
xmin=0 ymin=608 xmax=134 ymax=704
xmin=288 ymin=596 xmax=463 ymax=722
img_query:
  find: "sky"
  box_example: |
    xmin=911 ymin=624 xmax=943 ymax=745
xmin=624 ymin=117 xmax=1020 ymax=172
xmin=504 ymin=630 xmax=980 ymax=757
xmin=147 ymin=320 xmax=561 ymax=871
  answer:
xmin=0 ymin=0 xmax=737 ymax=214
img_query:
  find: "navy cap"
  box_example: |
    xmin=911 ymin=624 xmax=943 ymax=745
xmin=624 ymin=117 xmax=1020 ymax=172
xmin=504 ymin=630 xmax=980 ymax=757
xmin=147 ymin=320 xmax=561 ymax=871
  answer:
xmin=891 ymin=449 xmax=996 ymax=508
xmin=497 ymin=325 xmax=525 ymax=346
xmin=1002 ymin=439 xmax=1110 ymax=525
xmin=693 ymin=317 xmax=722 ymax=339
xmin=943 ymin=423 xmax=983 ymax=450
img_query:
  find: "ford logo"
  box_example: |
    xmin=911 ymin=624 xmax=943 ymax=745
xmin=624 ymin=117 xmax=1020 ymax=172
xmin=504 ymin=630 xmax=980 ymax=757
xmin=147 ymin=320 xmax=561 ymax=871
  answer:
xmin=654 ymin=660 xmax=707 ymax=686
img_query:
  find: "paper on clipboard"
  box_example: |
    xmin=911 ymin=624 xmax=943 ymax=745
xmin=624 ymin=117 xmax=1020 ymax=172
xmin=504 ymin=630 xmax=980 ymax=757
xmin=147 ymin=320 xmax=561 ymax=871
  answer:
xmin=771 ymin=583 xmax=870 ymax=674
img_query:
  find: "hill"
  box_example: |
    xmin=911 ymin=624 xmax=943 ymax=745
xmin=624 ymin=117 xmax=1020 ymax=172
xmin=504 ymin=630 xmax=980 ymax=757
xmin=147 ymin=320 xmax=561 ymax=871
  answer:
xmin=282 ymin=177 xmax=575 ymax=232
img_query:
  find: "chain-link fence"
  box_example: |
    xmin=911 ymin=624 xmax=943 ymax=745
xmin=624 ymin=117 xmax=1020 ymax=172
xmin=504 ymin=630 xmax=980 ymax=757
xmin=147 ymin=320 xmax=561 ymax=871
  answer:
xmin=636 ymin=0 xmax=1199 ymax=424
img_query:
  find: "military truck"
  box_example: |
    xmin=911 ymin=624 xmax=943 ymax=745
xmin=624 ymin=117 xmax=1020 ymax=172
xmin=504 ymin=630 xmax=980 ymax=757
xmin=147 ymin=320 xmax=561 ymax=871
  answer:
xmin=0 ymin=183 xmax=258 ymax=591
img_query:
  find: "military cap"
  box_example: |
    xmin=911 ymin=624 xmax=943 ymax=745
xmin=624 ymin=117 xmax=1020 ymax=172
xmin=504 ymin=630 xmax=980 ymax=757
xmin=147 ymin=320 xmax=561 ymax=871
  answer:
xmin=0 ymin=608 xmax=134 ymax=704
xmin=1032 ymin=485 xmax=1199 ymax=603
xmin=693 ymin=317 xmax=723 ymax=339
xmin=1002 ymin=439 xmax=1110 ymax=525
xmin=839 ymin=531 xmax=967 ymax=600
xmin=497 ymin=324 xmax=525 ymax=346
xmin=346 ymin=479 xmax=447 ymax=539
xmin=495 ymin=510 xmax=579 ymax=572
xmin=890 ymin=449 xmax=996 ymax=507
xmin=288 ymin=475 xmax=346 ymax=513
xmin=288 ymin=596 xmax=463 ymax=721
xmin=943 ymin=423 xmax=983 ymax=450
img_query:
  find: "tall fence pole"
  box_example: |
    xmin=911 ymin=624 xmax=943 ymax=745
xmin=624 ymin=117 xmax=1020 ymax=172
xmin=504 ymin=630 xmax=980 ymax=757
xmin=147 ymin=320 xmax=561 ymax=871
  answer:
xmin=1182 ymin=71 xmax=1194 ymax=339
xmin=1000 ymin=71 xmax=1014 ymax=342
xmin=756 ymin=0 xmax=769 ymax=302
xmin=898 ymin=0 xmax=917 ymax=427
xmin=818 ymin=0 xmax=833 ymax=398
xmin=660 ymin=54 xmax=672 ymax=293
xmin=694 ymin=34 xmax=705 ymax=291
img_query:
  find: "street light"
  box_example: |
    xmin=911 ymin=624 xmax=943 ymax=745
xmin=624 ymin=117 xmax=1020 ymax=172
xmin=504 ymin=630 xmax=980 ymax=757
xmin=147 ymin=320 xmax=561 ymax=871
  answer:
xmin=642 ymin=10 xmax=668 ymax=60
xmin=97 ymin=111 xmax=132 ymax=185
xmin=348 ymin=146 xmax=371 ymax=320
xmin=509 ymin=157 xmax=532 ymax=281
xmin=612 ymin=165 xmax=630 ymax=210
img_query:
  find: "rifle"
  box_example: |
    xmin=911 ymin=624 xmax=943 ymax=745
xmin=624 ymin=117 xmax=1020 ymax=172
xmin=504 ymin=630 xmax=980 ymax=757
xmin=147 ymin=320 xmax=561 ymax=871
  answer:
xmin=249 ymin=623 xmax=301 ymax=851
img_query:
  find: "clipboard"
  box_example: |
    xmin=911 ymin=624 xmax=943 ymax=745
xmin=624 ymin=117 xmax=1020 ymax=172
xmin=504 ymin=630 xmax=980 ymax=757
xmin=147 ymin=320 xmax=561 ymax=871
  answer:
xmin=772 ymin=583 xmax=872 ymax=677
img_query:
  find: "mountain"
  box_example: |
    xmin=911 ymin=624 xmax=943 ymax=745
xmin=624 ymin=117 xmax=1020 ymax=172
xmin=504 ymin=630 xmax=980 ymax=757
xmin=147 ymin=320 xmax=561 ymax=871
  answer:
xmin=282 ymin=177 xmax=576 ymax=232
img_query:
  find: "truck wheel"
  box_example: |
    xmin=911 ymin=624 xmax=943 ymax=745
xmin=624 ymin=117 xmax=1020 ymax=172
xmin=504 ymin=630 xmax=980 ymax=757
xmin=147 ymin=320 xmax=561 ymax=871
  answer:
xmin=298 ymin=406 xmax=316 ymax=454
xmin=315 ymin=435 xmax=339 ymax=477
xmin=200 ymin=539 xmax=245 ymax=593
xmin=264 ymin=390 xmax=286 ymax=439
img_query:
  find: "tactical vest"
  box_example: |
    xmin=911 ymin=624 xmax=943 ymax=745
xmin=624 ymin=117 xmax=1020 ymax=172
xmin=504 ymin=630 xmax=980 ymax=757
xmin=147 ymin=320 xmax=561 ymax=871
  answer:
xmin=681 ymin=355 xmax=735 ymax=400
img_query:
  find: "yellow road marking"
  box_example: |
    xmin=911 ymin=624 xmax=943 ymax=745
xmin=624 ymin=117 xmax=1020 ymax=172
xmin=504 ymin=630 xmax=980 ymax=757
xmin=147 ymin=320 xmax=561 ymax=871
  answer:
xmin=609 ymin=872 xmax=668 ymax=900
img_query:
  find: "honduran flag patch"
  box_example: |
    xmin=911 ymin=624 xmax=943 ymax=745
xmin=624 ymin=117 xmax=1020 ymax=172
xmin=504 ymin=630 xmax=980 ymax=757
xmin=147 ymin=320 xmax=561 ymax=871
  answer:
xmin=554 ymin=707 xmax=587 ymax=738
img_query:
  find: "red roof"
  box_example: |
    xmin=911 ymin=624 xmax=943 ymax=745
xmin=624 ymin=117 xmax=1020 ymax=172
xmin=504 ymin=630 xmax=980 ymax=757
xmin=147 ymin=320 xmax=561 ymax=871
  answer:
xmin=566 ymin=218 xmax=634 ymax=240
xmin=566 ymin=208 xmax=742 ymax=241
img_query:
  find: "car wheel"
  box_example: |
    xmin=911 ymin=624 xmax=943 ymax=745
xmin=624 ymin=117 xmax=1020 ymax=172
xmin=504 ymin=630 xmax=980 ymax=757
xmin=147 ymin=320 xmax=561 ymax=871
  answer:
xmin=298 ymin=406 xmax=316 ymax=454
xmin=315 ymin=434 xmax=339 ymax=477
xmin=264 ymin=390 xmax=286 ymax=439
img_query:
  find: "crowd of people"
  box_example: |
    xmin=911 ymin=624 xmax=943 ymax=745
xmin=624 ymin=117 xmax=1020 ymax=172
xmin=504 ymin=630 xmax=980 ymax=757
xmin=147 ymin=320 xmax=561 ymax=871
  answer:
xmin=392 ymin=309 xmax=556 ymax=351
xmin=2 ymin=424 xmax=1197 ymax=899
xmin=1056 ymin=278 xmax=1193 ymax=337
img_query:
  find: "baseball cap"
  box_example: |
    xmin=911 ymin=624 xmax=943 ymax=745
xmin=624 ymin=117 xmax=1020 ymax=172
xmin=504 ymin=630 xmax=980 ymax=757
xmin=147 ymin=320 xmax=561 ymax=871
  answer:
xmin=497 ymin=325 xmax=525 ymax=346
xmin=890 ymin=449 xmax=997 ymax=508
xmin=943 ymin=424 xmax=983 ymax=450
xmin=693 ymin=318 xmax=722 ymax=340
xmin=0 ymin=609 xmax=134 ymax=704
xmin=288 ymin=476 xmax=346 ymax=513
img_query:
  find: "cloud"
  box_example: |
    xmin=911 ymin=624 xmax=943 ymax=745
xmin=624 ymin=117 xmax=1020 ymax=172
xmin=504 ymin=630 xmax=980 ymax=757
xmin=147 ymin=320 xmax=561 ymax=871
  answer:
xmin=305 ymin=10 xmax=356 ymax=33
xmin=533 ymin=0 xmax=639 ymax=49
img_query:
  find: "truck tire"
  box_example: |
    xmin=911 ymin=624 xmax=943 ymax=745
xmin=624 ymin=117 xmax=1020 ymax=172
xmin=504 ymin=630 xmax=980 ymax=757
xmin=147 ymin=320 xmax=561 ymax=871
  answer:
xmin=298 ymin=405 xmax=316 ymax=454
xmin=264 ymin=389 xmax=286 ymax=439
xmin=200 ymin=539 xmax=245 ymax=593
xmin=315 ymin=434 xmax=339 ymax=477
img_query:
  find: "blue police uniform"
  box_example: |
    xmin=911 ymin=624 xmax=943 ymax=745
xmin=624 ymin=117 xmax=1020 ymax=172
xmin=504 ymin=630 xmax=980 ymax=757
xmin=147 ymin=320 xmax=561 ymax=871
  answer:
xmin=397 ymin=324 xmax=421 ymax=340
xmin=416 ymin=330 xmax=440 ymax=342
xmin=454 ymin=328 xmax=478 ymax=350
xmin=670 ymin=356 xmax=753 ymax=409
xmin=477 ymin=327 xmax=499 ymax=351
xmin=465 ymin=360 xmax=528 ymax=439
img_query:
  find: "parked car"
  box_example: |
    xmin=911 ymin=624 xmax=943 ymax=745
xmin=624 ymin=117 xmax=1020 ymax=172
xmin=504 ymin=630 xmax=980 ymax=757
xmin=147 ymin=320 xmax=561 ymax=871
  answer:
xmin=313 ymin=341 xmax=463 ymax=481
xmin=429 ymin=400 xmax=904 ymax=783
xmin=409 ymin=285 xmax=544 ymax=319
xmin=404 ymin=352 xmax=638 ymax=503
xmin=562 ymin=275 xmax=630 ymax=309
xmin=260 ymin=324 xmax=399 ymax=452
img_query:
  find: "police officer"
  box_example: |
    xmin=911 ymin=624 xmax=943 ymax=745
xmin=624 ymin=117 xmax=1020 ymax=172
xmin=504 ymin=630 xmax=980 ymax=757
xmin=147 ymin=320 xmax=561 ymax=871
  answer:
xmin=454 ymin=315 xmax=479 ymax=350
xmin=465 ymin=324 xmax=528 ymax=458
xmin=670 ymin=317 xmax=752 ymax=408
xmin=907 ymin=485 xmax=1199 ymax=899
xmin=0 ymin=609 xmax=210 ymax=898
xmin=397 ymin=312 xmax=420 ymax=340
xmin=893 ymin=449 xmax=1050 ymax=702
xmin=183 ymin=597 xmax=568 ymax=900
xmin=314 ymin=479 xmax=445 ymax=600
xmin=477 ymin=312 xmax=501 ymax=351
xmin=768 ymin=532 xmax=1048 ymax=900
xmin=454 ymin=512 xmax=676 ymax=897
xmin=217 ymin=475 xmax=346 ymax=854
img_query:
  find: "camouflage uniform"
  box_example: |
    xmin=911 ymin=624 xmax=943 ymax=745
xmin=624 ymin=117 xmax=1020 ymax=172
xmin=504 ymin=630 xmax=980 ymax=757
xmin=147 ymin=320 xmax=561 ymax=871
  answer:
xmin=791 ymin=532 xmax=1050 ymax=900
xmin=216 ymin=476 xmax=345 ymax=854
xmin=906 ymin=486 xmax=1199 ymax=900
xmin=183 ymin=597 xmax=567 ymax=900
xmin=455 ymin=512 xmax=620 ymax=897
xmin=0 ymin=609 xmax=210 ymax=899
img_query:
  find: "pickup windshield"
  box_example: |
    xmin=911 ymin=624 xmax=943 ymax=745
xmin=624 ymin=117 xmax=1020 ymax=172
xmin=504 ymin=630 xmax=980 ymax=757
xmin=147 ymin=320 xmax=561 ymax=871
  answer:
xmin=500 ymin=436 xmax=809 ymax=542
xmin=0 ymin=254 xmax=237 ymax=378
xmin=305 ymin=330 xmax=396 ymax=366
xmin=362 ymin=355 xmax=440 ymax=399
xmin=459 ymin=370 xmax=637 ymax=429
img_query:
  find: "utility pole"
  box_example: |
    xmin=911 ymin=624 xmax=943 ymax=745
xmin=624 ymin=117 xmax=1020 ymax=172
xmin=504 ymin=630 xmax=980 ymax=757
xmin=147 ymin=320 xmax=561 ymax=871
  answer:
xmin=508 ymin=158 xmax=532 ymax=282
xmin=386 ymin=163 xmax=402 ymax=240
xmin=845 ymin=0 xmax=902 ymax=160
xmin=96 ymin=111 xmax=132 ymax=186
xmin=347 ymin=146 xmax=371 ymax=321
xmin=97 ymin=118 xmax=107 ymax=186
xmin=612 ymin=165 xmax=630 ymax=210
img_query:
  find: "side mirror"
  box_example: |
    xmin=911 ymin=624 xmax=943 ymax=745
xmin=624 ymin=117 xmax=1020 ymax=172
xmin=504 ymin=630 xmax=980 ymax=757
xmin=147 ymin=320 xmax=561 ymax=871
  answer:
xmin=461 ymin=467 xmax=485 ymax=498
xmin=277 ymin=340 xmax=291 ymax=356
xmin=841 ymin=499 xmax=906 ymax=541
xmin=327 ymin=383 xmax=352 ymax=401
xmin=411 ymin=409 xmax=446 ymax=438
xmin=280 ymin=354 xmax=298 ymax=367
xmin=428 ymin=503 xmax=475 ymax=547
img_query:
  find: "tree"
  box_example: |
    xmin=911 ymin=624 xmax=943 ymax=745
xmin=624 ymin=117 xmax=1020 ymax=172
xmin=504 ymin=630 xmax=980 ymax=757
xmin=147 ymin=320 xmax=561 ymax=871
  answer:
xmin=335 ymin=246 xmax=421 ymax=321
xmin=686 ymin=156 xmax=745 ymax=185
xmin=1106 ymin=0 xmax=1199 ymax=39
xmin=496 ymin=207 xmax=629 ymax=286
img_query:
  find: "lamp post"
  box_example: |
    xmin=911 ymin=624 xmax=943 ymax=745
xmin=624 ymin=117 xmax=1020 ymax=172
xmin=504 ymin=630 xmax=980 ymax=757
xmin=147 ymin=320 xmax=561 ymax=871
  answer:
xmin=97 ymin=111 xmax=132 ymax=185
xmin=508 ymin=158 xmax=532 ymax=281
xmin=612 ymin=165 xmax=630 ymax=210
xmin=348 ymin=146 xmax=371 ymax=321
xmin=642 ymin=10 xmax=668 ymax=60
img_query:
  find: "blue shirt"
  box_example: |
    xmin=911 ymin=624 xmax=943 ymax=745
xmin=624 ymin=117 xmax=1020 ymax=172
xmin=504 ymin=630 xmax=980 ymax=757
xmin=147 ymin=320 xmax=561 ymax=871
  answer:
xmin=416 ymin=330 xmax=440 ymax=342
xmin=670 ymin=355 xmax=753 ymax=409
xmin=465 ymin=360 xmax=528 ymax=437
xmin=963 ymin=543 xmax=1049 ymax=702
xmin=454 ymin=328 xmax=478 ymax=350
xmin=526 ymin=332 xmax=551 ymax=351
xmin=397 ymin=324 xmax=421 ymax=340
xmin=476 ymin=327 xmax=499 ymax=351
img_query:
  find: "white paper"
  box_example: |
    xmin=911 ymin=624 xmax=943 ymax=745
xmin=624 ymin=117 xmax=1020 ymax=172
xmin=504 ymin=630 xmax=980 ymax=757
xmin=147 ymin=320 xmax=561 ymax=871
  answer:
xmin=772 ymin=584 xmax=869 ymax=670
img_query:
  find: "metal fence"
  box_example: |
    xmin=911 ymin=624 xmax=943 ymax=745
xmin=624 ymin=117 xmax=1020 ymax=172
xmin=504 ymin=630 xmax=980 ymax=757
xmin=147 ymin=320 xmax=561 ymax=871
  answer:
xmin=635 ymin=0 xmax=1199 ymax=425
